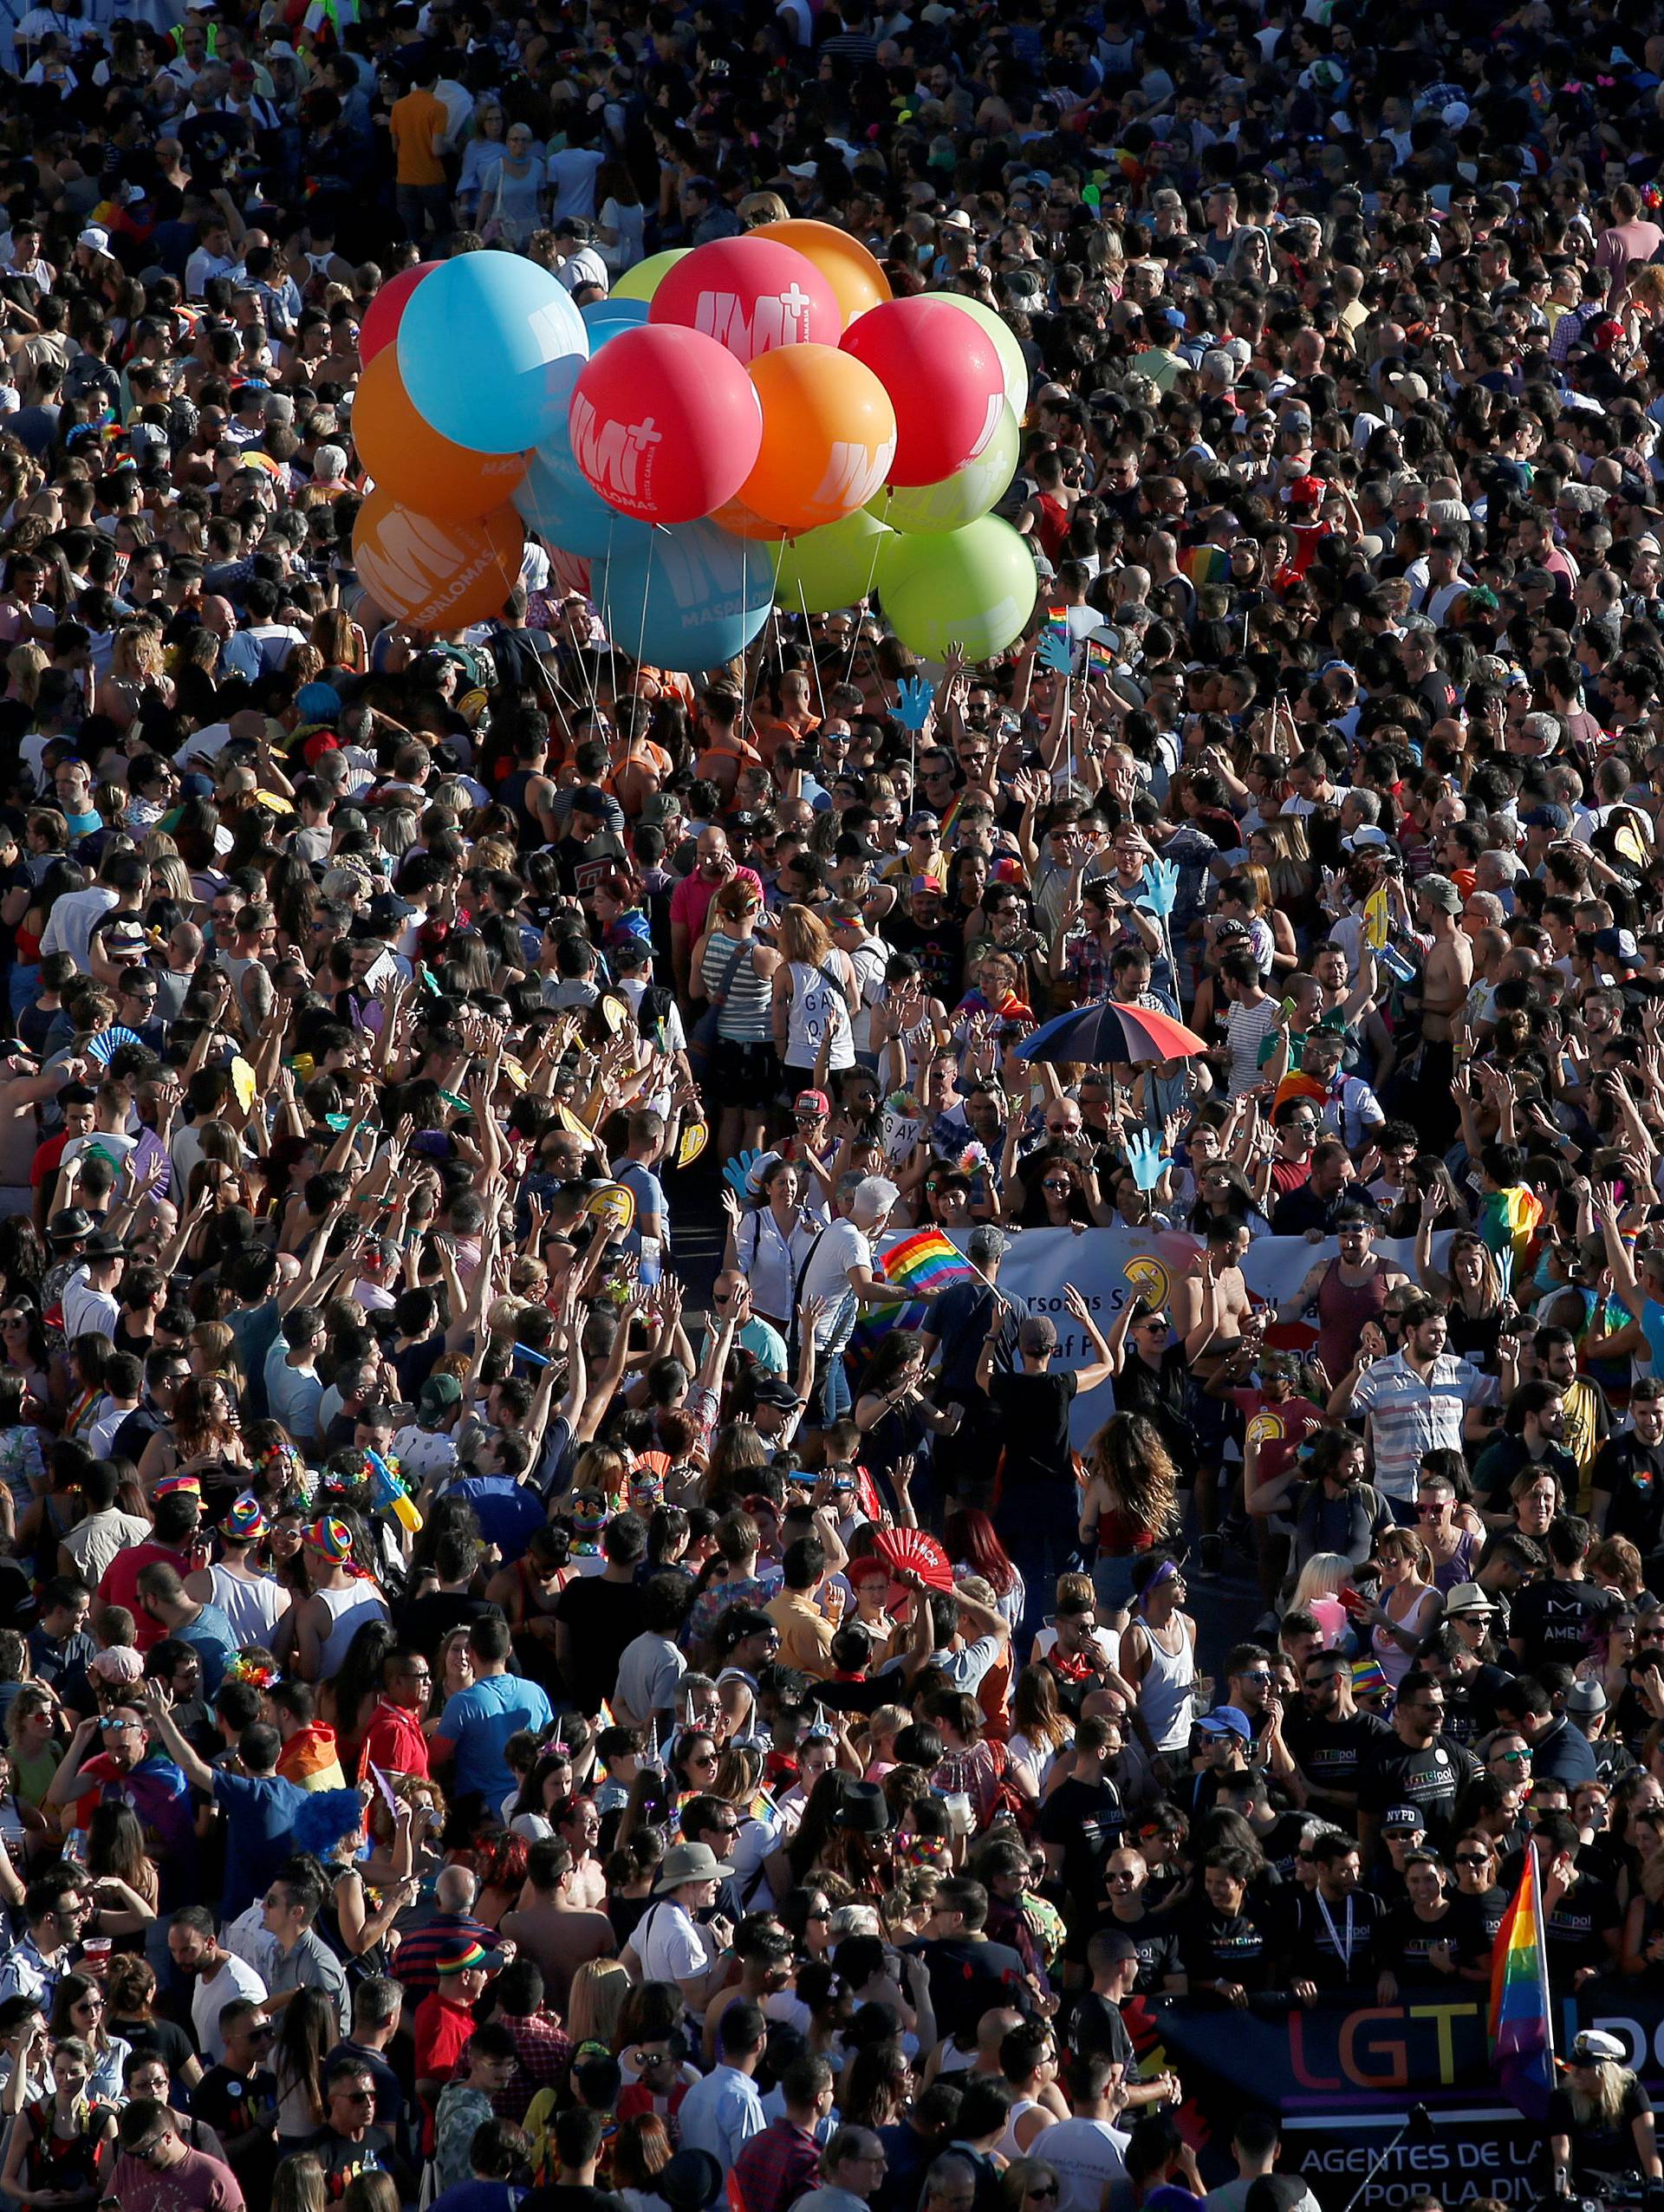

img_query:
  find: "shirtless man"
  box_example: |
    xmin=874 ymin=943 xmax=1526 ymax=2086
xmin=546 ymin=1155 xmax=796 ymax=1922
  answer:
xmin=1173 ymin=1216 xmax=1255 ymax=1573
xmin=497 ymin=1837 xmax=616 ymax=2010
xmin=1413 ymin=873 xmax=1474 ymax=1149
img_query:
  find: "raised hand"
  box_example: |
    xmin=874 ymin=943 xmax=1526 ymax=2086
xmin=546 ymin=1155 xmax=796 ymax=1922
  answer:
xmin=1037 ymin=629 xmax=1073 ymax=675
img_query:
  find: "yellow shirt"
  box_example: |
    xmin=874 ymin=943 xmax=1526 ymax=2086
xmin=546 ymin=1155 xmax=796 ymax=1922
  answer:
xmin=765 ymin=1586 xmax=837 ymax=1679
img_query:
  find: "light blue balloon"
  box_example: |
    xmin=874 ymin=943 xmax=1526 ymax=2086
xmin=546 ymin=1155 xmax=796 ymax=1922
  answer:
xmin=582 ymin=296 xmax=651 ymax=351
xmin=595 ymin=521 xmax=777 ymax=673
xmin=398 ymin=256 xmax=589 ymax=456
xmin=516 ymin=419 xmax=651 ymax=562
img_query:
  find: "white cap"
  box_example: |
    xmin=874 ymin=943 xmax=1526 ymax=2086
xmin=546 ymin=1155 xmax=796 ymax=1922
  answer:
xmin=78 ymin=226 xmax=109 ymax=252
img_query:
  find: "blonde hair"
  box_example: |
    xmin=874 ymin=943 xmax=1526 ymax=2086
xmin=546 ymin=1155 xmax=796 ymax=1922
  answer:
xmin=567 ymin=1958 xmax=629 ymax=2048
xmin=777 ymin=902 xmax=833 ymax=967
xmin=1290 ymin=1553 xmax=1352 ymax=1607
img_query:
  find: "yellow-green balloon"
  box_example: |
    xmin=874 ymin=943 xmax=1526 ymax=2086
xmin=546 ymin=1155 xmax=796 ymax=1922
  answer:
xmin=874 ymin=516 xmax=1037 ymax=661
xmin=873 ymin=403 xmax=1019 ymax=535
xmin=774 ymin=509 xmax=894 ymax=615
xmin=939 ymin=294 xmax=1030 ymax=423
xmin=613 ymin=248 xmax=691 ymax=303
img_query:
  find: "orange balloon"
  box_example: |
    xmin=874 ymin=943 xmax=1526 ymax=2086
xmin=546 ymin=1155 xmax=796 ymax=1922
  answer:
xmin=352 ymin=490 xmax=525 ymax=632
xmin=738 ymin=344 xmax=897 ymax=537
xmin=353 ymin=347 xmax=530 ymax=524
xmin=709 ymin=495 xmax=788 ymax=543
xmin=750 ymin=218 xmax=892 ymax=328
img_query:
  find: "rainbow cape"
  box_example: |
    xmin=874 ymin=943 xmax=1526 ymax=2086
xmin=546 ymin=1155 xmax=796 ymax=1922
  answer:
xmin=1479 ymin=1184 xmax=1544 ymax=1292
xmin=1489 ymin=1847 xmax=1554 ymax=2118
xmin=276 ymin=1722 xmax=348 ymax=1792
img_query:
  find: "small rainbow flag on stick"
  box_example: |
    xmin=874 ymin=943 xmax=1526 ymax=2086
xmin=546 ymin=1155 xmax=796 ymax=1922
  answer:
xmin=1489 ymin=1846 xmax=1555 ymax=2118
xmin=861 ymin=1229 xmax=978 ymax=1335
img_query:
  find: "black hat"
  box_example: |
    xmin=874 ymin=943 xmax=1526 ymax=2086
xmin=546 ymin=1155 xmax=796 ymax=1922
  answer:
xmin=751 ymin=1375 xmax=805 ymax=1411
xmin=835 ymin=1781 xmax=891 ymax=1838
xmin=49 ymin=1207 xmax=93 ymax=1245
xmin=659 ymin=2151 xmax=724 ymax=2212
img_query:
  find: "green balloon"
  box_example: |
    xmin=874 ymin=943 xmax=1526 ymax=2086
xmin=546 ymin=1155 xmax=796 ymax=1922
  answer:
xmin=873 ymin=403 xmax=1020 ymax=535
xmin=774 ymin=509 xmax=894 ymax=615
xmin=939 ymin=294 xmax=1030 ymax=422
xmin=613 ymin=248 xmax=690 ymax=303
xmin=875 ymin=516 xmax=1037 ymax=662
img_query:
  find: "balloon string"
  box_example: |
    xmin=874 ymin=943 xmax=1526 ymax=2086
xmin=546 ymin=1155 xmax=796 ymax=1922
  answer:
xmin=632 ymin=526 xmax=657 ymax=700
xmin=840 ymin=528 xmax=886 ymax=694
xmin=796 ymin=576 xmax=828 ymax=721
xmin=744 ymin=546 xmax=781 ymax=735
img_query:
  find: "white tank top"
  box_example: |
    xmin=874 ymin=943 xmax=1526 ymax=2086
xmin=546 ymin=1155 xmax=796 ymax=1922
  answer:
xmin=997 ymin=2097 xmax=1049 ymax=2163
xmin=312 ymin=1581 xmax=390 ymax=1677
xmin=1133 ymin=1616 xmax=1197 ymax=1752
xmin=785 ymin=958 xmax=854 ymax=1071
xmin=206 ymin=1563 xmax=289 ymax=1647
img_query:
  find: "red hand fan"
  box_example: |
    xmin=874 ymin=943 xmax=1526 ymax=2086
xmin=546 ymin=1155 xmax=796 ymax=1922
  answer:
xmin=868 ymin=1526 xmax=955 ymax=1593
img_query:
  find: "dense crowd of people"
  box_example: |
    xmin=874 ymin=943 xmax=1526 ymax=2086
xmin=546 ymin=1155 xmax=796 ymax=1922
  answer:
xmin=12 ymin=0 xmax=1664 ymax=2210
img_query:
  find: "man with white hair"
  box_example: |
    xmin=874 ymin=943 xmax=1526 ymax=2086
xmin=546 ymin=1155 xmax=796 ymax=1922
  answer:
xmin=312 ymin=442 xmax=348 ymax=491
xmin=792 ymin=1173 xmax=900 ymax=1432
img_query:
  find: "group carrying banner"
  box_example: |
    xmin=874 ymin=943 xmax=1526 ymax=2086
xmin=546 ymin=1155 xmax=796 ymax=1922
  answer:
xmin=1153 ymin=1986 xmax=1664 ymax=2209
xmin=875 ymin=1226 xmax=1453 ymax=1445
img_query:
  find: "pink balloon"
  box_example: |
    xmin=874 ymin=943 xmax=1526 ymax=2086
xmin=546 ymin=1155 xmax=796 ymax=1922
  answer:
xmin=359 ymin=260 xmax=439 ymax=366
xmin=649 ymin=236 xmax=841 ymax=366
xmin=840 ymin=296 xmax=1007 ymax=486
xmin=568 ymin=326 xmax=764 ymax=526
xmin=545 ymin=544 xmax=594 ymax=599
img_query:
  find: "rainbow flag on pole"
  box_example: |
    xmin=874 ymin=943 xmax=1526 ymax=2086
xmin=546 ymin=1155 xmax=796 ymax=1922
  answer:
xmin=861 ymin=1229 xmax=978 ymax=1336
xmin=1489 ymin=1846 xmax=1555 ymax=2118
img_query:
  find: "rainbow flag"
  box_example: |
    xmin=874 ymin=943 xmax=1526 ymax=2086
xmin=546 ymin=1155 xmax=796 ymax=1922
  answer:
xmin=1490 ymin=1848 xmax=1554 ymax=2118
xmin=861 ymin=1230 xmax=978 ymax=1336
xmin=1181 ymin=543 xmax=1230 ymax=588
xmin=1086 ymin=637 xmax=1115 ymax=678
xmin=1479 ymin=1184 xmax=1544 ymax=1294
xmin=276 ymin=1722 xmax=348 ymax=1792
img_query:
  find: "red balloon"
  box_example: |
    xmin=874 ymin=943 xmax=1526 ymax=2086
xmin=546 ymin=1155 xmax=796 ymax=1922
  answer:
xmin=568 ymin=326 xmax=763 ymax=526
xmin=649 ymin=236 xmax=841 ymax=367
xmin=840 ymin=296 xmax=1006 ymax=487
xmin=359 ymin=260 xmax=439 ymax=366
xmin=545 ymin=544 xmax=593 ymax=599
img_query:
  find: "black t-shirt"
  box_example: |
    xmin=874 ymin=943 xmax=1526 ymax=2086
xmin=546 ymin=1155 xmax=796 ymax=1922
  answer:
xmin=1544 ymin=1875 xmax=1621 ymax=1990
xmin=1382 ymin=1899 xmax=1456 ymax=1984
xmin=1445 ymin=1884 xmax=1508 ymax=1973
xmin=908 ymin=1934 xmax=1032 ymax=2041
xmin=1038 ymin=1773 xmax=1125 ymax=1913
xmin=556 ymin=1576 xmax=647 ymax=1715
xmin=1109 ymin=1346 xmax=1195 ymax=1476
xmin=1180 ymin=1902 xmax=1273 ymax=1993
xmin=305 ymin=2124 xmax=414 ymax=2204
xmin=192 ymin=2061 xmax=277 ymax=2173
xmin=1281 ymin=1886 xmax=1386 ymax=1990
xmin=1068 ymin=1989 xmax=1134 ymax=2071
xmin=1359 ymin=1730 xmax=1480 ymax=1849
xmin=1507 ymin=1576 xmax=1609 ymax=1669
xmin=393 ymin=1589 xmax=497 ymax=1660
xmin=1440 ymin=1662 xmax=1511 ymax=1747
xmin=554 ymin=830 xmax=628 ymax=900
xmin=987 ymin=1370 xmax=1078 ymax=1511
xmin=1591 ymin=1432 xmax=1664 ymax=1548
xmin=1281 ymin=1708 xmax=1391 ymax=1813
xmin=1086 ymin=1907 xmax=1181 ymax=1996
xmin=882 ymin=908 xmax=964 ymax=1003
xmin=1548 ymin=2076 xmax=1651 ymax=2187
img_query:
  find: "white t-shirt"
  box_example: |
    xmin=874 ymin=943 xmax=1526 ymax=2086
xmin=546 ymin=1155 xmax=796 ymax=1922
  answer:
xmin=795 ymin=1218 xmax=870 ymax=1348
xmin=192 ymin=1950 xmax=268 ymax=2066
xmin=1041 ymin=2119 xmax=1130 ymax=2212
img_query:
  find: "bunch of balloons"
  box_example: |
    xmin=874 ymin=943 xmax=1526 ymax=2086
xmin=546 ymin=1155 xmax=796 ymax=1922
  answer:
xmin=348 ymin=225 xmax=1037 ymax=669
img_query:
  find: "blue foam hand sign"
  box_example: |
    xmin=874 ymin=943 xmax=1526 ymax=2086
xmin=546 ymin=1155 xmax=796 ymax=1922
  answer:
xmin=1037 ymin=629 xmax=1074 ymax=674
xmin=723 ymin=1149 xmax=762 ymax=1200
xmin=1126 ymin=1129 xmax=1173 ymax=1193
xmin=1138 ymin=858 xmax=1179 ymax=918
xmin=895 ymin=675 xmax=934 ymax=731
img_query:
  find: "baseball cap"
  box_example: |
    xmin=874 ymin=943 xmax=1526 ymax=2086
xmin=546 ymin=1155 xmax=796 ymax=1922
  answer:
xmin=418 ymin=1373 xmax=462 ymax=1427
xmin=794 ymin=1090 xmax=830 ymax=1116
xmin=1284 ymin=473 xmax=1325 ymax=506
xmin=1522 ymin=803 xmax=1570 ymax=832
xmin=1196 ymin=1705 xmax=1252 ymax=1740
xmin=1417 ymin=874 xmax=1461 ymax=913
xmin=909 ymin=873 xmax=942 ymax=896
xmin=1342 ymin=824 xmax=1392 ymax=851
xmin=1381 ymin=1805 xmax=1426 ymax=1834
xmin=751 ymin=1375 xmax=805 ymax=1411
xmin=78 ymin=226 xmax=109 ymax=252
xmin=571 ymin=784 xmax=610 ymax=816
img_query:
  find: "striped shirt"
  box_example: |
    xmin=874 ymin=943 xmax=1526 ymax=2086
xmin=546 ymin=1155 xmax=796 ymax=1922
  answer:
xmin=1349 ymin=1351 xmax=1496 ymax=1502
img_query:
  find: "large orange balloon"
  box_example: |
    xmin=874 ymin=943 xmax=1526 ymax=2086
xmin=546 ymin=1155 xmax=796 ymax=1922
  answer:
xmin=750 ymin=218 xmax=892 ymax=327
xmin=738 ymin=344 xmax=897 ymax=536
xmin=353 ymin=348 xmax=529 ymax=524
xmin=352 ymin=491 xmax=525 ymax=632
